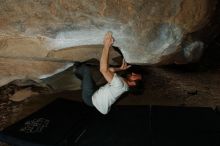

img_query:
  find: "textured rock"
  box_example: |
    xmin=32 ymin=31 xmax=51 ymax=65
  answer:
xmin=0 ymin=0 xmax=217 ymax=86
xmin=0 ymin=57 xmax=70 ymax=86
xmin=0 ymin=44 xmax=119 ymax=86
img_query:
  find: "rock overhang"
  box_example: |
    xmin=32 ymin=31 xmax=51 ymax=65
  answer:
xmin=0 ymin=0 xmax=217 ymax=85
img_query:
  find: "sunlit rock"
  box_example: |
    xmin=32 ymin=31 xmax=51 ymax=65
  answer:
xmin=0 ymin=0 xmax=217 ymax=86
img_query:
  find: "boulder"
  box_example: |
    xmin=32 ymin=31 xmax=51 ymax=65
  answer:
xmin=0 ymin=0 xmax=217 ymax=86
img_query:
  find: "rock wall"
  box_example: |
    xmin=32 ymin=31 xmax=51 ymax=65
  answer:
xmin=0 ymin=0 xmax=217 ymax=86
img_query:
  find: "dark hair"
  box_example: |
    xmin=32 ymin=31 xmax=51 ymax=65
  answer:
xmin=127 ymin=79 xmax=144 ymax=95
xmin=122 ymin=65 xmax=145 ymax=95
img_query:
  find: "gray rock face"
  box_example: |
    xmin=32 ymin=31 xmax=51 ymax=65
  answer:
xmin=0 ymin=0 xmax=217 ymax=86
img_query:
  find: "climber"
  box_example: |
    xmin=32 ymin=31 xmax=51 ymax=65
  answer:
xmin=74 ymin=32 xmax=143 ymax=114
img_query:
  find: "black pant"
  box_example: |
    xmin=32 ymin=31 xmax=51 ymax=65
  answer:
xmin=75 ymin=64 xmax=97 ymax=106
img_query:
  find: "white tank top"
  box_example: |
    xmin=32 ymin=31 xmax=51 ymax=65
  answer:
xmin=92 ymin=73 xmax=128 ymax=114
